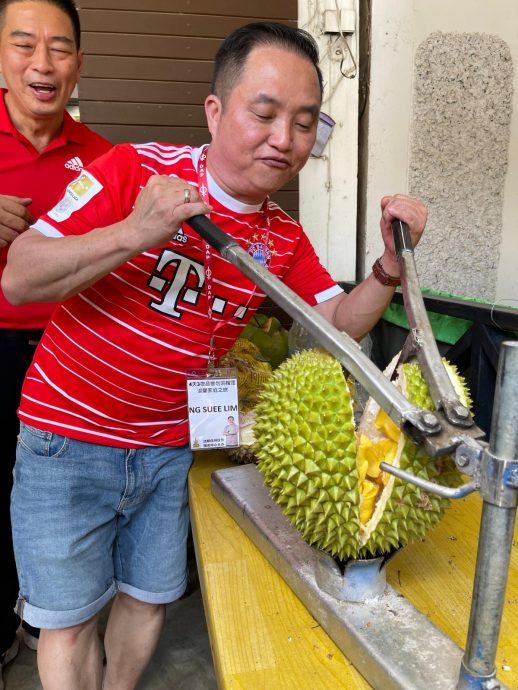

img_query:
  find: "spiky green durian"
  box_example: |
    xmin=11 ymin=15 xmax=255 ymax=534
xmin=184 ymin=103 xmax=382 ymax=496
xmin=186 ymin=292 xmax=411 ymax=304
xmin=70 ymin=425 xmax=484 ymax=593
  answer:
xmin=254 ymin=350 xmax=361 ymax=559
xmin=254 ymin=349 xmax=471 ymax=561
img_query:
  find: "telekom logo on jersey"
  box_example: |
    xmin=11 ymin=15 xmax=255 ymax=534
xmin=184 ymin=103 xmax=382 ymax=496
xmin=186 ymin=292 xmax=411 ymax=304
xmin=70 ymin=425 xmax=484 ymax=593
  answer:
xmin=147 ymin=249 xmax=247 ymax=321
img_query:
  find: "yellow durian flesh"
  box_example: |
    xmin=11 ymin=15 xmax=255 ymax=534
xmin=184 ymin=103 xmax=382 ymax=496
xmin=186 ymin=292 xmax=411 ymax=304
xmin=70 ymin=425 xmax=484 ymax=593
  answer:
xmin=357 ymin=355 xmax=468 ymax=557
xmin=357 ymin=433 xmax=398 ymax=524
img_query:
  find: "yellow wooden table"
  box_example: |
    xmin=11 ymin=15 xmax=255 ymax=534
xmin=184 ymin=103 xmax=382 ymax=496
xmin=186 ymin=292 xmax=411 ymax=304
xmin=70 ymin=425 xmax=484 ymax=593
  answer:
xmin=189 ymin=451 xmax=518 ymax=690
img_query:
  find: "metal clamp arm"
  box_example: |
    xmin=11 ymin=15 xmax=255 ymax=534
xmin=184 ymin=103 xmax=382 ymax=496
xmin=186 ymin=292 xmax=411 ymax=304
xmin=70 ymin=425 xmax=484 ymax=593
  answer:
xmin=187 ymin=216 xmax=421 ymax=427
xmin=392 ymin=220 xmax=474 ymax=429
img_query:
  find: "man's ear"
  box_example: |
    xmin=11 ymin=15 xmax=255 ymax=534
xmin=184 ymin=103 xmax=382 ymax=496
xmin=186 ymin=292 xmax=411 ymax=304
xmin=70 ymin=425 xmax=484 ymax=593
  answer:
xmin=204 ymin=94 xmax=222 ymax=138
xmin=73 ymin=48 xmax=84 ymax=85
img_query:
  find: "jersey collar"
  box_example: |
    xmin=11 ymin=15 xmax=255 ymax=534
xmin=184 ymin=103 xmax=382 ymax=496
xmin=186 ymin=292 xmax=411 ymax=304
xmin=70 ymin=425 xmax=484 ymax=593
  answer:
xmin=0 ymin=87 xmax=84 ymax=148
xmin=193 ymin=145 xmax=264 ymax=215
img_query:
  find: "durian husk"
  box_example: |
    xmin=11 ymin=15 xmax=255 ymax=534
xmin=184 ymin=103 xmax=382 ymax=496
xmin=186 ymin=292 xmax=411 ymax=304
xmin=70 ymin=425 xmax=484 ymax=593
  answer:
xmin=226 ymin=409 xmax=258 ymax=464
xmin=254 ymin=350 xmax=361 ymax=559
xmin=220 ymin=340 xmax=273 ymax=464
xmin=219 ymin=338 xmax=273 ymax=408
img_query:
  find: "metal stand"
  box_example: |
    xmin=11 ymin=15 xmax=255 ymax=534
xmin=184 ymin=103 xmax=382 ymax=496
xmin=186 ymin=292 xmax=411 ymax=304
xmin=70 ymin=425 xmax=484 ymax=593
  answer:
xmin=458 ymin=342 xmax=518 ymax=690
xmin=212 ymin=464 xmax=469 ymax=690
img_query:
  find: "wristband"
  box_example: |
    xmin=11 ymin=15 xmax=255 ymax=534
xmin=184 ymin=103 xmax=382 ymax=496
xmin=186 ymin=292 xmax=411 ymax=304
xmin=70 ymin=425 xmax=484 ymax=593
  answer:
xmin=372 ymin=257 xmax=401 ymax=287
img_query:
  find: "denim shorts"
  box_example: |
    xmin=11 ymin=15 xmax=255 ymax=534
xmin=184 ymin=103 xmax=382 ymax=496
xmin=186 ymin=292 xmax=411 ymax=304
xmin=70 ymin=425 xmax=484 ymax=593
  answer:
xmin=11 ymin=422 xmax=193 ymax=629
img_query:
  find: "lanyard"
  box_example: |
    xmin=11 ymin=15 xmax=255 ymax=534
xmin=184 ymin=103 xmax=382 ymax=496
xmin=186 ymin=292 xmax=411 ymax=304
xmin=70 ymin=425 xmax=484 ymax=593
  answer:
xmin=196 ymin=146 xmax=271 ymax=370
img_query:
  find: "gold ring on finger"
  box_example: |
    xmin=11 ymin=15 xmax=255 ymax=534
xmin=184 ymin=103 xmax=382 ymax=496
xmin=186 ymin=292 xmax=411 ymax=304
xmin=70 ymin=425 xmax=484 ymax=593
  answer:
xmin=183 ymin=188 xmax=191 ymax=203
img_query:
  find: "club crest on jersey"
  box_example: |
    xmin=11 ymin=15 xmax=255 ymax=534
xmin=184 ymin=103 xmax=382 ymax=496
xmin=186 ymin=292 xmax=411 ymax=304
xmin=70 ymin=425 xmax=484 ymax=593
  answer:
xmin=247 ymin=242 xmax=272 ymax=267
xmin=174 ymin=227 xmax=188 ymax=244
xmin=245 ymin=233 xmax=275 ymax=267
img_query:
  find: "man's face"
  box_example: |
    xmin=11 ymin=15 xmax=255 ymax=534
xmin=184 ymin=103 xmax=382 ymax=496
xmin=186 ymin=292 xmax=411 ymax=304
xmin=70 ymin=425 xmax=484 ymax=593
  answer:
xmin=205 ymin=45 xmax=321 ymax=204
xmin=0 ymin=1 xmax=82 ymax=127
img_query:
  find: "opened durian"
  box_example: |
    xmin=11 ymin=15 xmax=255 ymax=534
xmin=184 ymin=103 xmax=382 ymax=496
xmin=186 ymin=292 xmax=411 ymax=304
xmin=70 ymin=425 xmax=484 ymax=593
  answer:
xmin=254 ymin=349 xmax=470 ymax=561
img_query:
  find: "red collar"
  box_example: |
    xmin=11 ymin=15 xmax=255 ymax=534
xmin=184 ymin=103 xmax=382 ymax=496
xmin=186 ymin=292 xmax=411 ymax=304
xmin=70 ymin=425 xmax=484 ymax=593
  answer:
xmin=0 ymin=88 xmax=84 ymax=150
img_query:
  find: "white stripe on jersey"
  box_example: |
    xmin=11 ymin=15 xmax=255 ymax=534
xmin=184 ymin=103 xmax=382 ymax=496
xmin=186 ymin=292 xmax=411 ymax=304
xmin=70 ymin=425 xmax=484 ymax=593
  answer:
xmin=79 ymin=293 xmax=210 ymax=359
xmin=58 ymin=303 xmax=193 ymax=380
xmin=315 ymin=284 xmax=345 ymax=304
xmin=29 ymin=361 xmax=186 ymax=423
xmin=19 ymin=410 xmax=168 ymax=447
xmin=40 ymin=332 xmax=184 ymax=402
xmin=87 ymin=279 xmax=211 ymax=355
xmin=133 ymin=144 xmax=194 ymax=166
xmin=33 ymin=218 xmax=64 ymax=237
xmin=132 ymin=143 xmax=192 ymax=158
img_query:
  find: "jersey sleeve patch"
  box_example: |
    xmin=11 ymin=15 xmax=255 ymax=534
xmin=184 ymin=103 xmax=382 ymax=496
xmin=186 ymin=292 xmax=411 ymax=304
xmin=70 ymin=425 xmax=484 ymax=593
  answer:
xmin=48 ymin=170 xmax=103 ymax=223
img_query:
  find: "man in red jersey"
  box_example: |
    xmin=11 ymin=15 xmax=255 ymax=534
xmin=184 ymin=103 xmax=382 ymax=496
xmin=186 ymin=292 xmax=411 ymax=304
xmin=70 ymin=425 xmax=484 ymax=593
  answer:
xmin=0 ymin=0 xmax=110 ymax=683
xmin=3 ymin=22 xmax=426 ymax=690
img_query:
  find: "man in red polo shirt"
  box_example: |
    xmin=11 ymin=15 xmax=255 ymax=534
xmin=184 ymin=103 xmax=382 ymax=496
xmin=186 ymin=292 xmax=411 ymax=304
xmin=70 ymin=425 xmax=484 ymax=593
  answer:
xmin=0 ymin=0 xmax=110 ymax=681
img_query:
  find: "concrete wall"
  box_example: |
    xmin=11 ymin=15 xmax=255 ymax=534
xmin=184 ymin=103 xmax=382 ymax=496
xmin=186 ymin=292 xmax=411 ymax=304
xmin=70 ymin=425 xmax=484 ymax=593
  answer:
xmin=360 ymin=0 xmax=517 ymax=304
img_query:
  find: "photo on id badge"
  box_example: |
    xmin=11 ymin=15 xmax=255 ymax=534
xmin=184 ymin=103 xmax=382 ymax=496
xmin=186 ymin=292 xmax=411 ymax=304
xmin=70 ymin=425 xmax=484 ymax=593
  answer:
xmin=187 ymin=371 xmax=240 ymax=450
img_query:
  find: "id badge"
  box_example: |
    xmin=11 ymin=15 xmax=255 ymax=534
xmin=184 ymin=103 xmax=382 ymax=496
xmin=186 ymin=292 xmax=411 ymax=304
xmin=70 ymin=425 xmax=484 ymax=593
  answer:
xmin=186 ymin=368 xmax=240 ymax=451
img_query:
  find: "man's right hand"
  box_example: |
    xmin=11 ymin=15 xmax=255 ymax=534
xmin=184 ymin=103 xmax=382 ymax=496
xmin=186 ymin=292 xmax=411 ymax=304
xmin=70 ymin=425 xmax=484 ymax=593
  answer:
xmin=0 ymin=195 xmax=33 ymax=248
xmin=126 ymin=176 xmax=211 ymax=253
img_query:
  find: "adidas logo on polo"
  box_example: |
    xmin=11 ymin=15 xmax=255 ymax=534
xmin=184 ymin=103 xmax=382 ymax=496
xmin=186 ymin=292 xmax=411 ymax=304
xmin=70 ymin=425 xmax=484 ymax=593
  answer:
xmin=65 ymin=156 xmax=84 ymax=172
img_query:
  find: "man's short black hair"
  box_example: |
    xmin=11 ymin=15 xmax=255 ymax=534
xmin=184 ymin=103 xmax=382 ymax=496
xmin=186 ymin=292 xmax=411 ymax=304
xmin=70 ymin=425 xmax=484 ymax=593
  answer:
xmin=211 ymin=21 xmax=323 ymax=104
xmin=0 ymin=0 xmax=81 ymax=49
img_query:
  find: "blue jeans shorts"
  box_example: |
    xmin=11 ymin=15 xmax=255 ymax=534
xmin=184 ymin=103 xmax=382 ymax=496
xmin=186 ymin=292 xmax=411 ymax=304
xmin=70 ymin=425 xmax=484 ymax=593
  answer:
xmin=11 ymin=422 xmax=193 ymax=629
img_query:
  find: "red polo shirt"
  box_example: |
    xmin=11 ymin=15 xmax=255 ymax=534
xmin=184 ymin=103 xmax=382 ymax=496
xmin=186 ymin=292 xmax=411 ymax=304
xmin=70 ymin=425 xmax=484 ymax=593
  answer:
xmin=0 ymin=88 xmax=111 ymax=328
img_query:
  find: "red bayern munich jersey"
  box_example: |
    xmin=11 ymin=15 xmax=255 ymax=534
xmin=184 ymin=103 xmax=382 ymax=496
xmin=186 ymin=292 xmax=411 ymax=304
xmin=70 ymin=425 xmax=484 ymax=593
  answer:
xmin=19 ymin=143 xmax=343 ymax=447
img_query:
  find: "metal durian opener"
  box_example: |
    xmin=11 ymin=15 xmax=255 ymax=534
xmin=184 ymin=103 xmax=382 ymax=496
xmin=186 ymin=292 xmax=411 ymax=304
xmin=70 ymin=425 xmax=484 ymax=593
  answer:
xmin=187 ymin=214 xmax=483 ymax=456
xmin=187 ymin=212 xmax=518 ymax=690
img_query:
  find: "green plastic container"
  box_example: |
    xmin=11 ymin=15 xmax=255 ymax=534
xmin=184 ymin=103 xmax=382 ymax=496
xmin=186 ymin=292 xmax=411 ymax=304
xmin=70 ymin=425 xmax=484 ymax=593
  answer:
xmin=381 ymin=289 xmax=491 ymax=345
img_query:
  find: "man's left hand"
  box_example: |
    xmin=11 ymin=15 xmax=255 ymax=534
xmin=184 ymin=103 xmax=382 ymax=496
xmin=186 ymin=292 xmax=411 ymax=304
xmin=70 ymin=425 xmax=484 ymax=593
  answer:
xmin=379 ymin=194 xmax=428 ymax=274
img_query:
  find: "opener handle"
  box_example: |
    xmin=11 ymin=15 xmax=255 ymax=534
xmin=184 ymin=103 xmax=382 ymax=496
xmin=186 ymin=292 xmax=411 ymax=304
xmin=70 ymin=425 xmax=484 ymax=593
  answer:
xmin=392 ymin=219 xmax=413 ymax=258
xmin=186 ymin=214 xmax=238 ymax=254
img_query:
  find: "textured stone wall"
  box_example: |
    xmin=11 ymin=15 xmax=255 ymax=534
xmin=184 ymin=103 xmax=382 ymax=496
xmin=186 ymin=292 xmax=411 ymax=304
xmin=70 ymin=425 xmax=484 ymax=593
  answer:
xmin=409 ymin=32 xmax=513 ymax=300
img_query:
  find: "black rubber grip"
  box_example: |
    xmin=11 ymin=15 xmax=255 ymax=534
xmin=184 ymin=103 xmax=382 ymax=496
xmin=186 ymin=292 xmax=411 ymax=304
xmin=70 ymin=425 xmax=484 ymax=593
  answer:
xmin=186 ymin=215 xmax=238 ymax=254
xmin=392 ymin=219 xmax=413 ymax=258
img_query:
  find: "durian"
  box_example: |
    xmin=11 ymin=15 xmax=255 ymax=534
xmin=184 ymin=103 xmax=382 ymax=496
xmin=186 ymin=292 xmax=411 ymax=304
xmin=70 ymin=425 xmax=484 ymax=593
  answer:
xmin=226 ymin=409 xmax=258 ymax=464
xmin=219 ymin=339 xmax=272 ymax=464
xmin=219 ymin=339 xmax=273 ymax=410
xmin=254 ymin=349 xmax=470 ymax=561
xmin=239 ymin=312 xmax=289 ymax=368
